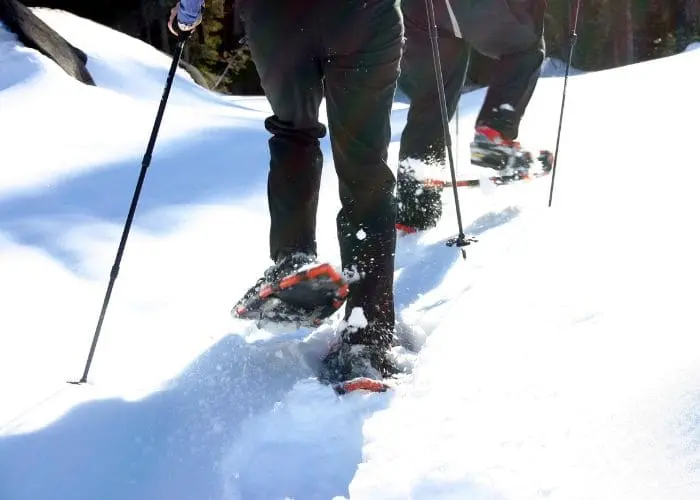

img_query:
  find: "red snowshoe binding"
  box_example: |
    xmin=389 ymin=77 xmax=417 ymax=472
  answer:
xmin=232 ymin=255 xmax=349 ymax=329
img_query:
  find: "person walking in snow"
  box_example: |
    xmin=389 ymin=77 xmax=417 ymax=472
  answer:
xmin=396 ymin=0 xmax=547 ymax=232
xmin=169 ymin=1 xmax=403 ymax=384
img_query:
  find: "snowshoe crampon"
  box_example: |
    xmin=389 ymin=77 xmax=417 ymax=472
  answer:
xmin=233 ymin=263 xmax=349 ymax=329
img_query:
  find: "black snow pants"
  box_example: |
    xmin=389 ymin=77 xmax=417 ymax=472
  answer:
xmin=237 ymin=0 xmax=404 ymax=347
xmin=398 ymin=0 xmax=547 ymax=165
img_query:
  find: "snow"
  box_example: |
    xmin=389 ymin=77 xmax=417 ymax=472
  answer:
xmin=346 ymin=307 xmax=369 ymax=330
xmin=540 ymin=57 xmax=585 ymax=77
xmin=2 ymin=8 xmax=700 ymax=500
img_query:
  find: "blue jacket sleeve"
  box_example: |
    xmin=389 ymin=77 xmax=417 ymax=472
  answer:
xmin=177 ymin=0 xmax=204 ymax=25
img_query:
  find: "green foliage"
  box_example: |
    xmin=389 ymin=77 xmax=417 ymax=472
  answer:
xmin=186 ymin=0 xmax=225 ymax=84
xmin=541 ymin=0 xmax=700 ymax=70
xmin=181 ymin=0 xmax=260 ymax=94
xmin=21 ymin=0 xmax=700 ymax=89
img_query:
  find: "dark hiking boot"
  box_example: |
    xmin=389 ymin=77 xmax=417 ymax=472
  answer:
xmin=396 ymin=160 xmax=443 ymax=233
xmin=470 ymin=125 xmax=521 ymax=171
xmin=320 ymin=341 xmax=400 ymax=383
xmin=319 ymin=319 xmax=400 ymax=384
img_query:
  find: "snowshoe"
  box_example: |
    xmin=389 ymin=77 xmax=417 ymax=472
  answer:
xmin=319 ymin=340 xmax=399 ymax=395
xmin=396 ymin=223 xmax=419 ymax=236
xmin=332 ymin=377 xmax=391 ymax=395
xmin=420 ymin=147 xmax=553 ymax=190
xmin=470 ymin=125 xmax=520 ymax=171
xmin=232 ymin=254 xmax=349 ymax=329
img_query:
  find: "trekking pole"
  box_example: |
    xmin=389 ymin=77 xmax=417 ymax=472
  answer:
xmin=547 ymin=0 xmax=583 ymax=207
xmin=69 ymin=40 xmax=187 ymax=385
xmin=424 ymin=0 xmax=476 ymax=258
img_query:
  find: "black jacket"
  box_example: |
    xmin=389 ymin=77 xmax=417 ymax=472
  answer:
xmin=402 ymin=0 xmax=546 ymax=58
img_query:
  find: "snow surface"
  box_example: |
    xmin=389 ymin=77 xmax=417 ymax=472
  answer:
xmin=685 ymin=41 xmax=700 ymax=52
xmin=2 ymin=9 xmax=700 ymax=500
xmin=539 ymin=57 xmax=585 ymax=78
